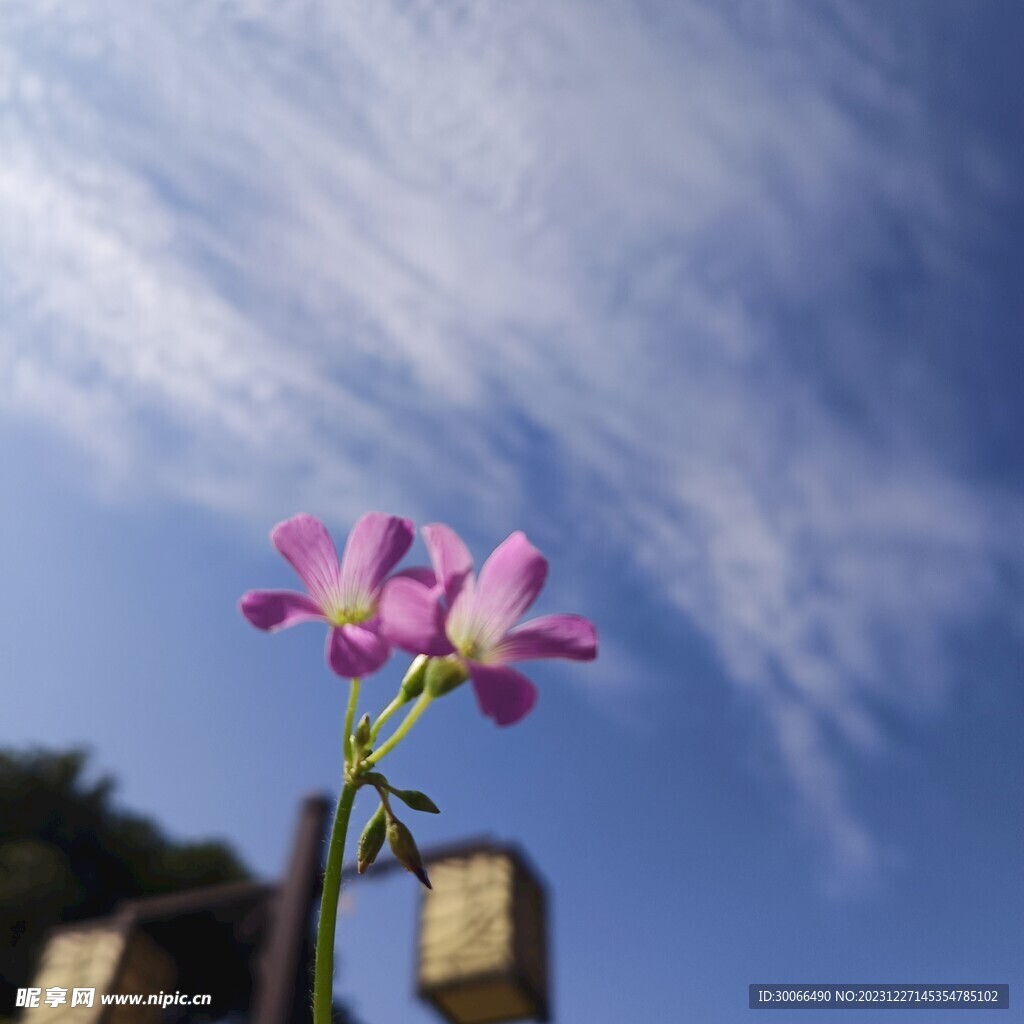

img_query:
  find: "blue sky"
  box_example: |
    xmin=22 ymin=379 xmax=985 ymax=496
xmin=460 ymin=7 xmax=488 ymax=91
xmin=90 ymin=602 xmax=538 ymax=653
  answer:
xmin=2 ymin=2 xmax=1022 ymax=1021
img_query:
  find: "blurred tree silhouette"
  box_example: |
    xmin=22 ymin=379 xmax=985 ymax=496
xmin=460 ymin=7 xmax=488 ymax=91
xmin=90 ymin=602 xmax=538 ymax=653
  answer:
xmin=0 ymin=748 xmax=366 ymax=1024
xmin=0 ymin=747 xmax=249 ymax=1015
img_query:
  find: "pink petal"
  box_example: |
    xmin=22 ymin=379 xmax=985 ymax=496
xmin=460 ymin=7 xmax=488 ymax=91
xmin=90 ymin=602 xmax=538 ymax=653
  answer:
xmin=378 ymin=577 xmax=454 ymax=656
xmin=338 ymin=513 xmax=415 ymax=609
xmin=392 ymin=566 xmax=438 ymax=589
xmin=239 ymin=590 xmax=325 ymax=632
xmin=469 ymin=663 xmax=538 ymax=726
xmin=327 ymin=624 xmax=391 ymax=678
xmin=491 ymin=614 xmax=598 ymax=663
xmin=271 ymin=514 xmax=341 ymax=611
xmin=448 ymin=532 xmax=547 ymax=653
xmin=422 ymin=523 xmax=473 ymax=605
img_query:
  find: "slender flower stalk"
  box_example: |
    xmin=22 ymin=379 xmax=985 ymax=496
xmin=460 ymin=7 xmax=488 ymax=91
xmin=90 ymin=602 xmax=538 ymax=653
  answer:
xmin=342 ymin=678 xmax=361 ymax=763
xmin=364 ymin=690 xmax=434 ymax=767
xmin=313 ymin=681 xmax=434 ymax=1024
xmin=313 ymin=776 xmax=358 ymax=1024
xmin=314 ymin=677 xmax=361 ymax=1024
xmin=370 ymin=693 xmax=406 ymax=742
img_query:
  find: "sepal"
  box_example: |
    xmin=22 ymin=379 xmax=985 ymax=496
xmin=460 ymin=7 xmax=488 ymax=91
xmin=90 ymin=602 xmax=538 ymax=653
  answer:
xmin=352 ymin=713 xmax=372 ymax=755
xmin=425 ymin=657 xmax=470 ymax=697
xmin=400 ymin=655 xmax=429 ymax=702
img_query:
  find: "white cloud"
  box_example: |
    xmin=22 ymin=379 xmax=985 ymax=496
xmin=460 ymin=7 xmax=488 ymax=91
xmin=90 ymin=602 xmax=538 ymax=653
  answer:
xmin=1 ymin=0 xmax=1018 ymax=885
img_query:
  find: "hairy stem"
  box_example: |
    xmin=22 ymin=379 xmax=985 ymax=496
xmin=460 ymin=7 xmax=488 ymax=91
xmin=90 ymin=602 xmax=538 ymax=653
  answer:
xmin=313 ymin=776 xmax=357 ymax=1024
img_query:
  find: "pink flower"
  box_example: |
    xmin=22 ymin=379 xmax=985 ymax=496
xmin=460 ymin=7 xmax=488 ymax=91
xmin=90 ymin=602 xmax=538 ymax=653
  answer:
xmin=379 ymin=525 xmax=598 ymax=725
xmin=240 ymin=512 xmax=414 ymax=678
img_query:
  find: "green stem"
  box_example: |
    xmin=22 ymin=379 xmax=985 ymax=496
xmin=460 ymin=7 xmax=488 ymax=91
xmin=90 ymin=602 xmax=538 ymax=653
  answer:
xmin=313 ymin=680 xmax=428 ymax=1022
xmin=371 ymin=779 xmax=394 ymax=818
xmin=342 ymin=677 xmax=361 ymax=765
xmin=370 ymin=693 xmax=405 ymax=742
xmin=363 ymin=690 xmax=433 ymax=766
xmin=313 ymin=777 xmax=358 ymax=1024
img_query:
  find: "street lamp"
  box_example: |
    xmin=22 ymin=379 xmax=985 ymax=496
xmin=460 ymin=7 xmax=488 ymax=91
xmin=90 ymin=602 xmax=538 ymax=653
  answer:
xmin=19 ymin=921 xmax=176 ymax=1023
xmin=415 ymin=844 xmax=549 ymax=1024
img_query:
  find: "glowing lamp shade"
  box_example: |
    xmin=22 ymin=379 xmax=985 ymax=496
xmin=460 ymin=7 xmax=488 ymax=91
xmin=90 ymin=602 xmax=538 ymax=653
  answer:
xmin=417 ymin=847 xmax=549 ymax=1024
xmin=22 ymin=922 xmax=175 ymax=1023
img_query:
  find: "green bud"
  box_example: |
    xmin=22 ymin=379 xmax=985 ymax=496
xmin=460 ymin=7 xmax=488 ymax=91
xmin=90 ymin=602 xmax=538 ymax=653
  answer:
xmin=391 ymin=789 xmax=440 ymax=814
xmin=353 ymin=713 xmax=371 ymax=750
xmin=356 ymin=804 xmax=387 ymax=875
xmin=386 ymin=816 xmax=431 ymax=889
xmin=400 ymin=655 xmax=429 ymax=702
xmin=425 ymin=657 xmax=470 ymax=698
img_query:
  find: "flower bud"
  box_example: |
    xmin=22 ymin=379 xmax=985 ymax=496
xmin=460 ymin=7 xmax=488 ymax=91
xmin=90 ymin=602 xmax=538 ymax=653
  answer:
xmin=356 ymin=804 xmax=387 ymax=874
xmin=353 ymin=713 xmax=371 ymax=751
xmin=425 ymin=657 xmax=470 ymax=698
xmin=386 ymin=816 xmax=431 ymax=889
xmin=400 ymin=655 xmax=429 ymax=702
xmin=392 ymin=789 xmax=440 ymax=814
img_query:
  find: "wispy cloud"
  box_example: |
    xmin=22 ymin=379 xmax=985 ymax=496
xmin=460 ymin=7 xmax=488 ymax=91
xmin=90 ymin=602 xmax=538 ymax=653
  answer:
xmin=2 ymin=0 xmax=1019 ymax=885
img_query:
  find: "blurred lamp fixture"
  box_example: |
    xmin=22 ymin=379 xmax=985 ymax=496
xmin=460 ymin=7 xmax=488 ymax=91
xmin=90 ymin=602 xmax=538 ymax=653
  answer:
xmin=17 ymin=797 xmax=326 ymax=1024
xmin=416 ymin=845 xmax=549 ymax=1024
xmin=23 ymin=922 xmax=175 ymax=1024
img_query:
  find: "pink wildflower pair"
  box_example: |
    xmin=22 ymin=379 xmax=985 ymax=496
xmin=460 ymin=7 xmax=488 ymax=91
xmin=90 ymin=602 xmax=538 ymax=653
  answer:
xmin=240 ymin=513 xmax=597 ymax=725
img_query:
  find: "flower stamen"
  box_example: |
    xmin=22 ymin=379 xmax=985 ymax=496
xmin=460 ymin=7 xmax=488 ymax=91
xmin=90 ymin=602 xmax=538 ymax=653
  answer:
xmin=327 ymin=602 xmax=374 ymax=627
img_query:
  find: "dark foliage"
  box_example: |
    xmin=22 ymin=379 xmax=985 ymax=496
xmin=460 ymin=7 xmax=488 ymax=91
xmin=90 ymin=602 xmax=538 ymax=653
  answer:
xmin=0 ymin=747 xmax=249 ymax=1014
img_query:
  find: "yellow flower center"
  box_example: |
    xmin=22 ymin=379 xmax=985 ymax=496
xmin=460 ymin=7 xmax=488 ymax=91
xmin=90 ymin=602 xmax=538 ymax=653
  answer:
xmin=326 ymin=601 xmax=373 ymax=627
xmin=455 ymin=638 xmax=481 ymax=660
